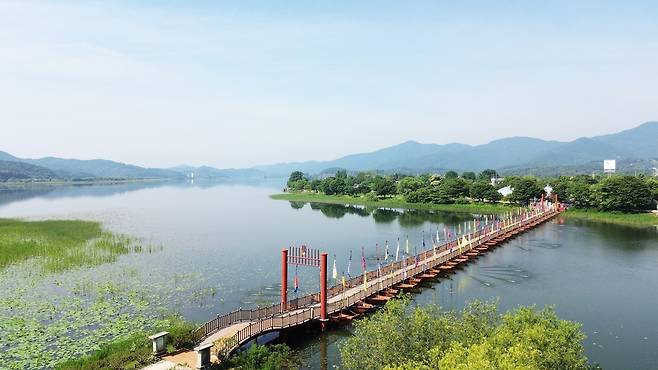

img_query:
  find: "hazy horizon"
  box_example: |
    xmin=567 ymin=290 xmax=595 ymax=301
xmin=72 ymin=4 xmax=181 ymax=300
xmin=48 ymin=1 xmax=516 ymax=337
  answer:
xmin=2 ymin=1 xmax=657 ymax=168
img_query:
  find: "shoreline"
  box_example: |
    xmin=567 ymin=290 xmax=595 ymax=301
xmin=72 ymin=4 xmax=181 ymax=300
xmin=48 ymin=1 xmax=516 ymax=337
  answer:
xmin=270 ymin=192 xmax=516 ymax=214
xmin=561 ymin=209 xmax=658 ymax=227
xmin=271 ymin=193 xmax=658 ymax=227
xmin=0 ymin=178 xmax=171 ymax=188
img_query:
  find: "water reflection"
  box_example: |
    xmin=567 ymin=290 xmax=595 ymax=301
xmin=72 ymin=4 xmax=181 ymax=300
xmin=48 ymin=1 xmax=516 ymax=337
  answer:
xmin=291 ymin=201 xmax=475 ymax=226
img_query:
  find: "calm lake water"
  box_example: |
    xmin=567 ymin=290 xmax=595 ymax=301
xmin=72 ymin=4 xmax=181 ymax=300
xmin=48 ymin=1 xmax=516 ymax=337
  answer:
xmin=1 ymin=181 xmax=657 ymax=369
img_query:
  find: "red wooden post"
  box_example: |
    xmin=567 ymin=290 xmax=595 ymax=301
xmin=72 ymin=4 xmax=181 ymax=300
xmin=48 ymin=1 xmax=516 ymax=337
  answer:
xmin=320 ymin=252 xmax=328 ymax=330
xmin=281 ymin=249 xmax=288 ymax=312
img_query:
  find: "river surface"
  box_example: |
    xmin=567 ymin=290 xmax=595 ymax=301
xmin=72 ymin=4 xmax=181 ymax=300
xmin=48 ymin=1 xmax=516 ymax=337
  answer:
xmin=1 ymin=181 xmax=657 ymax=369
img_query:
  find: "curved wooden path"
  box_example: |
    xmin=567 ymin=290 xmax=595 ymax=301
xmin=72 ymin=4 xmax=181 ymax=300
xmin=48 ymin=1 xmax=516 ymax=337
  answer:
xmin=188 ymin=207 xmax=561 ymax=362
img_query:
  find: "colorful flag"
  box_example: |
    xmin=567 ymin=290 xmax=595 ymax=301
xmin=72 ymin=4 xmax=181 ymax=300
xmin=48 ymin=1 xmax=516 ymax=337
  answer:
xmin=395 ymin=237 xmax=400 ymax=261
xmin=347 ymin=250 xmax=352 ymax=278
xmin=405 ymin=236 xmax=409 ymax=254
xmin=332 ymin=255 xmax=338 ymax=280
xmin=384 ymin=240 xmax=389 ymax=261
xmin=361 ymin=247 xmax=366 ymax=271
xmin=414 ymin=244 xmax=418 ymax=267
xmin=293 ymin=266 xmax=299 ymax=293
xmin=341 ymin=273 xmax=346 ymax=288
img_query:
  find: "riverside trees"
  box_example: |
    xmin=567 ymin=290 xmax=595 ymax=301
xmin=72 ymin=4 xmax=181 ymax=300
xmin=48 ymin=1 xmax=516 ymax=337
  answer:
xmin=339 ymin=297 xmax=589 ymax=370
xmin=287 ymin=170 xmax=658 ymax=212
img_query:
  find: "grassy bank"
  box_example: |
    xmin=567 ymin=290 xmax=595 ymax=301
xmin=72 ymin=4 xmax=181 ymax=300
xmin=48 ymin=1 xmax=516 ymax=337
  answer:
xmin=271 ymin=192 xmax=515 ymax=213
xmin=56 ymin=316 xmax=197 ymax=370
xmin=0 ymin=218 xmax=147 ymax=272
xmin=562 ymin=209 xmax=658 ymax=227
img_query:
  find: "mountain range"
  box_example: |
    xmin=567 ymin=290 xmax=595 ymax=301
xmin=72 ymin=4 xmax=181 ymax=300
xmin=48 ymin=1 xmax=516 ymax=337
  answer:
xmin=1 ymin=121 xmax=657 ymax=181
xmin=253 ymin=121 xmax=658 ymax=176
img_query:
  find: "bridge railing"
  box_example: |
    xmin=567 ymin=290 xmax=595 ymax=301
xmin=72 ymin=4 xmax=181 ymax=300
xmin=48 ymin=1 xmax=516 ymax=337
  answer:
xmin=204 ymin=207 xmax=559 ymax=343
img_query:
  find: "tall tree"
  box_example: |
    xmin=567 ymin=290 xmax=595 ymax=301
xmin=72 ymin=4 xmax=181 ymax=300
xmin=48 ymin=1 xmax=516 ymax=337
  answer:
xmin=461 ymin=172 xmax=476 ymax=181
xmin=444 ymin=171 xmax=458 ymax=179
xmin=287 ymin=171 xmax=305 ymax=187
xmin=478 ymin=169 xmax=498 ymax=181
xmin=507 ymin=177 xmax=543 ymax=205
xmin=594 ymin=175 xmax=652 ymax=212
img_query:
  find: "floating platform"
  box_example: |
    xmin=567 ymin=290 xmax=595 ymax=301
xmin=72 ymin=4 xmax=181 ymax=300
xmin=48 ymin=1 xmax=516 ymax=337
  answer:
xmin=367 ymin=294 xmax=392 ymax=304
xmin=330 ymin=310 xmax=359 ymax=323
xmin=352 ymin=301 xmax=374 ymax=314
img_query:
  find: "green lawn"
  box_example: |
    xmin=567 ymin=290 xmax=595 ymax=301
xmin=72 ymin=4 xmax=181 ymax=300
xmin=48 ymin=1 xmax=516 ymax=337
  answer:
xmin=270 ymin=193 xmax=515 ymax=214
xmin=561 ymin=209 xmax=658 ymax=227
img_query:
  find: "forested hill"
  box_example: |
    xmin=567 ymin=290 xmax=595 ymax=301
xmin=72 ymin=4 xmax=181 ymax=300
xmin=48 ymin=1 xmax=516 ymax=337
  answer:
xmin=0 ymin=151 xmax=185 ymax=181
xmin=0 ymin=160 xmax=58 ymax=181
xmin=253 ymin=122 xmax=658 ymax=176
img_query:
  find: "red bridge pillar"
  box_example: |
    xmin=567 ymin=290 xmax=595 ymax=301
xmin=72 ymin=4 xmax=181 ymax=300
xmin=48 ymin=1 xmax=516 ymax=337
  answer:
xmin=281 ymin=249 xmax=288 ymax=312
xmin=320 ymin=252 xmax=328 ymax=330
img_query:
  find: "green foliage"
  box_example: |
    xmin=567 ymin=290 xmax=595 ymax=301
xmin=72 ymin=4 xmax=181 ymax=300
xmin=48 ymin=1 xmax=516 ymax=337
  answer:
xmin=365 ymin=191 xmax=379 ymax=202
xmin=461 ymin=171 xmax=476 ymax=181
xmin=341 ymin=297 xmax=589 ymax=370
xmin=56 ymin=316 xmax=197 ymax=370
xmin=644 ymin=177 xmax=658 ymax=203
xmin=397 ymin=176 xmax=424 ymax=195
xmin=287 ymin=171 xmax=305 ymax=187
xmin=439 ymin=178 xmax=470 ymax=199
xmin=478 ymin=169 xmax=498 ymax=181
xmin=444 ymin=171 xmax=459 ymax=179
xmin=225 ymin=344 xmax=300 ymax=370
xmin=372 ymin=176 xmax=396 ymax=197
xmin=320 ymin=177 xmax=347 ymax=195
xmin=469 ymin=181 xmax=501 ymax=202
xmin=593 ymin=175 xmax=653 ymax=212
xmin=567 ymin=182 xmax=593 ymax=208
xmin=507 ymin=177 xmax=543 ymax=205
xmin=434 ymin=306 xmax=587 ymax=370
xmin=288 ymin=178 xmax=309 ymax=192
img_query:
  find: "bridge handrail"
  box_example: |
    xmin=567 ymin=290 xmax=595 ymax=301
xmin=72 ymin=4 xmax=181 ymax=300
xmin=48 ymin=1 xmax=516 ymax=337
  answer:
xmin=202 ymin=207 xmax=559 ymax=343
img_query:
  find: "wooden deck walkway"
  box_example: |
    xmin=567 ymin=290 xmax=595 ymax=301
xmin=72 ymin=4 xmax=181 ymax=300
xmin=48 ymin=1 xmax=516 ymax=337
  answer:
xmin=171 ymin=207 xmax=560 ymax=366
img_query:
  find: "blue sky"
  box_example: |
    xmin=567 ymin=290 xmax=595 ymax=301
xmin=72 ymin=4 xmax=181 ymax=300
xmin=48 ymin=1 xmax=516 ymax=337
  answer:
xmin=1 ymin=1 xmax=657 ymax=168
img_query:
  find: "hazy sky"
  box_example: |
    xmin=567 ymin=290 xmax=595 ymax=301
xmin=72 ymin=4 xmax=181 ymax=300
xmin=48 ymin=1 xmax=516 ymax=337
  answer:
xmin=1 ymin=1 xmax=657 ymax=168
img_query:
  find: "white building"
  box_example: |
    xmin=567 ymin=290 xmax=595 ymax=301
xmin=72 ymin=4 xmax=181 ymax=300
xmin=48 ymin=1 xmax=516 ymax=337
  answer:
xmin=498 ymin=185 xmax=514 ymax=197
xmin=544 ymin=185 xmax=553 ymax=196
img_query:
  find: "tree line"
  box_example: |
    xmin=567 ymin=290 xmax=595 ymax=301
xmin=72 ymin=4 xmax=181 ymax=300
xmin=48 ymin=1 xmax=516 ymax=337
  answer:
xmin=287 ymin=169 xmax=658 ymax=212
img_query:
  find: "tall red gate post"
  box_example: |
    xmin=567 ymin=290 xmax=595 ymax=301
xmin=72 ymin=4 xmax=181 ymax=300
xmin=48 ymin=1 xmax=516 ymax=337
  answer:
xmin=281 ymin=249 xmax=288 ymax=312
xmin=320 ymin=252 xmax=328 ymax=330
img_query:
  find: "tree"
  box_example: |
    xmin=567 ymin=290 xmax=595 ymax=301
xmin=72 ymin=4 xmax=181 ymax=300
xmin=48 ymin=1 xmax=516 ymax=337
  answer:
xmin=470 ymin=181 xmax=501 ymax=202
xmin=550 ymin=176 xmax=572 ymax=201
xmin=372 ymin=176 xmax=396 ymax=197
xmin=319 ymin=177 xmax=346 ymax=195
xmin=646 ymin=177 xmax=658 ymax=205
xmin=287 ymin=171 xmax=305 ymax=188
xmin=593 ymin=175 xmax=652 ymax=212
xmin=341 ymin=297 xmax=589 ymax=370
xmin=507 ymin=177 xmax=543 ymax=205
xmin=439 ymin=178 xmax=470 ymax=199
xmin=288 ymin=178 xmax=309 ymax=192
xmin=309 ymin=179 xmax=321 ymax=192
xmin=444 ymin=171 xmax=458 ymax=179
xmin=478 ymin=169 xmax=498 ymax=181
xmin=567 ymin=182 xmax=593 ymax=208
xmin=461 ymin=172 xmax=476 ymax=181
xmin=397 ymin=176 xmax=424 ymax=195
